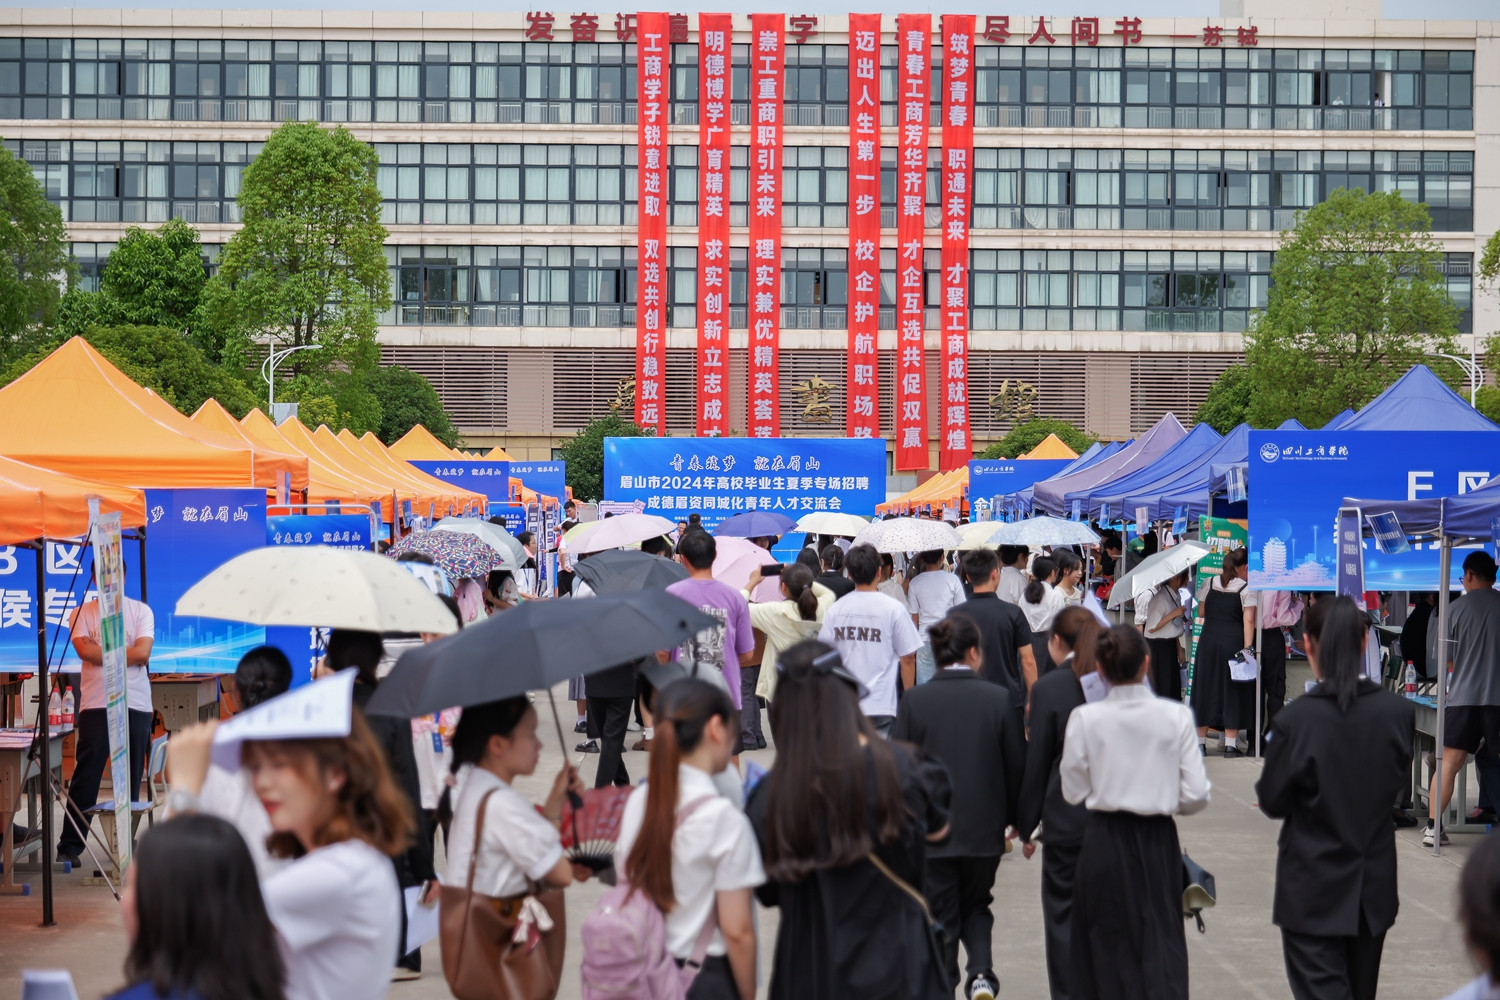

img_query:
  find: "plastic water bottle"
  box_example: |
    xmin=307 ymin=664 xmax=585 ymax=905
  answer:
xmin=48 ymin=688 xmax=61 ymax=730
xmin=1405 ymin=662 xmax=1417 ymax=698
xmin=62 ymin=686 xmax=75 ymax=725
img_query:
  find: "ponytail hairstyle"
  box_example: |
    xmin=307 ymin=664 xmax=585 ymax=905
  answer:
xmin=781 ymin=562 xmax=820 ymax=621
xmin=1025 ymin=556 xmax=1058 ymax=606
xmin=1220 ymin=546 xmax=1249 ymax=583
xmin=1310 ymin=595 xmax=1368 ymax=712
xmin=1095 ymin=624 xmax=1149 ymax=685
xmin=928 ymin=613 xmax=981 ymax=669
xmin=435 ymin=697 xmax=531 ymax=830
xmin=1050 ymin=606 xmax=1100 ymax=679
xmin=625 ymin=678 xmax=736 ymax=911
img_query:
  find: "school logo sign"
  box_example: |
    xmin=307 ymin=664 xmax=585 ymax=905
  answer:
xmin=1258 ymin=442 xmax=1281 ymax=464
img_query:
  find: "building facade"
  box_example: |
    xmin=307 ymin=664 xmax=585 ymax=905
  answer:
xmin=3 ymin=4 xmax=1495 ymax=461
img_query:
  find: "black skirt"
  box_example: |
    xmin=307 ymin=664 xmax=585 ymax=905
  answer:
xmin=1071 ymin=811 xmax=1188 ymax=1000
xmin=1147 ymin=636 xmax=1183 ymax=702
xmin=1189 ymin=587 xmax=1256 ymax=731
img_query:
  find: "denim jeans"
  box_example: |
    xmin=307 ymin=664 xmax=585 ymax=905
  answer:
xmin=915 ymin=642 xmax=937 ymax=686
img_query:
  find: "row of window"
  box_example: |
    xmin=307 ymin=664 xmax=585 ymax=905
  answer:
xmin=73 ymin=243 xmax=1467 ymax=336
xmin=12 ymin=140 xmax=1477 ymax=233
xmin=0 ymin=38 xmax=1474 ymax=130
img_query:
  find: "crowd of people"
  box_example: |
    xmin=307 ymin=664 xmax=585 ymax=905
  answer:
xmin=58 ymin=517 xmax=1500 ymax=1000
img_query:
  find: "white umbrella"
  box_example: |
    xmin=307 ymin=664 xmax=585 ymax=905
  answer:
xmin=431 ymin=516 xmax=524 ymax=570
xmin=955 ymin=521 xmax=1002 ymax=551
xmin=570 ymin=512 xmax=678 ymax=555
xmin=795 ymin=511 xmax=872 ymax=537
xmin=176 ymin=546 xmax=460 ymax=634
xmin=1106 ymin=541 xmax=1212 ymax=609
xmin=986 ymin=517 xmax=1101 ymax=549
xmin=713 ymin=536 xmax=772 ymax=591
xmin=852 ymin=517 xmax=963 ymax=554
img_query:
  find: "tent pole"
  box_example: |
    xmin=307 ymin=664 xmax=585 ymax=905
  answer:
xmin=33 ymin=540 xmax=55 ymax=926
xmin=1254 ymin=613 xmax=1264 ymax=759
xmin=1433 ymin=527 xmax=1451 ymax=857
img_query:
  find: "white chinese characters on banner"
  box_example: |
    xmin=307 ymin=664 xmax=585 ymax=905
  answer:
xmin=748 ymin=14 xmax=784 ymax=438
xmin=846 ymin=13 xmax=882 ymax=440
xmin=634 ymin=12 xmax=669 ymax=433
xmin=697 ymin=13 xmax=732 ymax=437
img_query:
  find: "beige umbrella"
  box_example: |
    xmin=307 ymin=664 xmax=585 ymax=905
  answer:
xmin=176 ymin=546 xmax=460 ymax=634
xmin=794 ymin=511 xmax=872 ymax=537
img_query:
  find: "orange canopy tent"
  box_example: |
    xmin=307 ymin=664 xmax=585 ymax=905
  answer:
xmin=275 ymin=418 xmax=420 ymax=514
xmin=483 ymin=446 xmax=514 ymax=461
xmin=0 ymin=338 xmax=309 ymax=491
xmin=1020 ymin=433 xmax=1080 ymax=460
xmin=0 ymin=455 xmax=147 ymax=545
xmin=190 ymin=399 xmax=319 ymax=488
xmin=345 ymin=430 xmax=484 ymax=515
xmin=389 ymin=424 xmax=461 ymax=462
xmin=876 ymin=467 xmax=969 ymax=515
xmin=318 ymin=427 xmax=459 ymax=516
xmin=235 ymin=407 xmax=393 ymax=516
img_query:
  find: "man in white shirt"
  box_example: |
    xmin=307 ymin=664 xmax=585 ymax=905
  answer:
xmin=58 ymin=562 xmax=156 ymax=865
xmin=818 ymin=544 xmax=922 ymax=738
xmin=997 ymin=545 xmax=1029 ymax=605
xmin=906 ymin=549 xmax=967 ymax=685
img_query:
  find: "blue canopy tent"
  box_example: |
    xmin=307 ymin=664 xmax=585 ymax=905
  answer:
xmin=1033 ymin=414 xmax=1186 ymax=517
xmin=1323 ymin=409 xmax=1355 ymax=429
xmin=1277 ymin=418 xmax=1306 ymax=430
xmin=1075 ymin=422 xmax=1223 ymax=519
xmin=1337 ymin=365 xmax=1500 ymax=433
xmin=1118 ymin=424 xmax=1251 ymax=521
xmin=1003 ymin=440 xmax=1123 ymax=516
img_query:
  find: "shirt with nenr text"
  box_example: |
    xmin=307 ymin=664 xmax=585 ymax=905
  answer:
xmin=818 ymin=590 xmax=922 ymax=718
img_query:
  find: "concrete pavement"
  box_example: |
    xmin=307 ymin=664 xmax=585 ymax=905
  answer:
xmin=2 ymin=680 xmax=1490 ymax=1000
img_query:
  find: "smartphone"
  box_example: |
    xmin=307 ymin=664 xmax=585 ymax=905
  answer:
xmin=761 ymin=563 xmax=784 ymax=576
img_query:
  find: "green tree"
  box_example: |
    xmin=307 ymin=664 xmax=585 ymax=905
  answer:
xmin=1479 ymin=230 xmax=1500 ymax=390
xmin=1244 ymin=188 xmax=1461 ymax=428
xmin=368 ymin=365 xmax=459 ymax=447
xmin=558 ymin=412 xmax=654 ymax=502
xmin=0 ymin=144 xmax=72 ymax=367
xmin=199 ymin=121 xmax=389 ymax=403
xmin=59 ymin=218 xmax=209 ymax=339
xmin=1195 ymin=364 xmax=1253 ymax=432
xmin=980 ymin=418 xmax=1093 ymax=460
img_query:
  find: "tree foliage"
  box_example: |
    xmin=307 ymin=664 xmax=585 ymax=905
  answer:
xmin=369 ymin=365 xmax=459 ymax=447
xmin=59 ymin=218 xmax=209 ymax=340
xmin=1195 ymin=364 xmax=1253 ymax=432
xmin=1244 ymin=188 xmax=1461 ymax=428
xmin=980 ymin=418 xmax=1093 ymax=459
xmin=558 ymin=412 xmax=654 ymax=502
xmin=0 ymin=144 xmax=72 ymax=367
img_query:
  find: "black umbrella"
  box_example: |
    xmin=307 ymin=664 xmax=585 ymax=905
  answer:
xmin=364 ymin=589 xmax=715 ymax=719
xmin=573 ymin=548 xmax=689 ymax=595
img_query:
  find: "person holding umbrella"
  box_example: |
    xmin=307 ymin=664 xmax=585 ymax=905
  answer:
xmin=667 ymin=530 xmax=755 ymax=748
xmin=1143 ymin=571 xmax=1190 ymax=702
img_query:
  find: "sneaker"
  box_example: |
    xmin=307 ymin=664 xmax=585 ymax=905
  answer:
xmin=55 ymin=849 xmax=80 ymax=868
xmin=1422 ymin=826 xmax=1451 ymax=847
xmin=575 ymin=740 xmax=600 ymax=754
xmin=391 ymin=967 xmax=421 ymax=982
xmin=573 ymin=720 xmax=588 ymax=734
xmin=631 ymin=737 xmax=654 ymax=752
xmin=968 ymin=974 xmax=998 ymax=1000
xmin=1223 ymin=746 xmax=1243 ymax=759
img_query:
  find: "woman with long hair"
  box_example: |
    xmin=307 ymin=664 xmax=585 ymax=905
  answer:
xmin=1189 ymin=546 xmax=1258 ymax=756
xmin=1255 ymin=596 xmax=1414 ymax=1000
xmin=1143 ymin=570 xmax=1190 ymax=701
xmin=744 ymin=562 xmax=833 ymax=707
xmin=1022 ymin=556 xmax=1065 ymax=674
xmin=746 ymin=639 xmax=952 ymax=999
xmin=1016 ymin=606 xmax=1100 ymax=1000
xmin=1054 ymin=550 xmax=1084 ymax=607
xmin=612 ymin=679 xmax=763 ymax=1000
xmin=1061 ymin=625 xmax=1210 ymax=1000
xmin=107 ymin=814 xmax=284 ymax=1000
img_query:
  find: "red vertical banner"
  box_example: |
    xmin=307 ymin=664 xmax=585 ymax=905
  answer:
xmin=939 ymin=15 xmax=974 ymax=470
xmin=846 ymin=14 xmax=882 ymax=440
xmin=747 ymin=13 xmax=784 ymax=439
xmin=696 ymin=13 xmax=732 ymax=437
xmin=634 ymin=12 xmax=669 ymax=433
xmin=895 ymin=13 xmax=931 ymax=470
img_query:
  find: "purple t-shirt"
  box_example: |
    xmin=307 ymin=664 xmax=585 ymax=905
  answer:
xmin=666 ymin=577 xmax=755 ymax=709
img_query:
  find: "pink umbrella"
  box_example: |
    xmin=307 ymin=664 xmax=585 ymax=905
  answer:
xmin=712 ymin=536 xmax=772 ymax=591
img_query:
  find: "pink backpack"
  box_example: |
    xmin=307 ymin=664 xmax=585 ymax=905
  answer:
xmin=579 ymin=796 xmax=719 ymax=1000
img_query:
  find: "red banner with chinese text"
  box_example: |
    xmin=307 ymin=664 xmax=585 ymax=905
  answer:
xmin=939 ymin=15 xmax=974 ymax=470
xmin=895 ymin=13 xmax=930 ymax=470
xmin=696 ymin=13 xmax=731 ymax=437
xmin=846 ymin=13 xmax=882 ymax=440
xmin=634 ymin=12 xmax=669 ymax=433
xmin=748 ymin=14 xmax=784 ymax=438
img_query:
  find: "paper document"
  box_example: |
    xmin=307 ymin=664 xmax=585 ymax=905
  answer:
xmin=405 ymin=882 xmax=442 ymax=955
xmin=212 ymin=669 xmax=356 ymax=770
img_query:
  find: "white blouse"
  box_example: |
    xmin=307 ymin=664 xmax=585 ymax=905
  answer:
xmin=1022 ymin=581 xmax=1067 ymax=633
xmin=1060 ymin=683 xmax=1211 ymax=817
xmin=1144 ymin=585 xmax=1186 ymax=640
xmin=613 ymin=764 xmax=765 ymax=959
xmin=447 ymin=765 xmax=564 ymax=898
xmin=262 ymin=839 xmax=401 ymax=1000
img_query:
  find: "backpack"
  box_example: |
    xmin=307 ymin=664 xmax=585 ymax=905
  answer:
xmin=579 ymin=795 xmax=719 ymax=1000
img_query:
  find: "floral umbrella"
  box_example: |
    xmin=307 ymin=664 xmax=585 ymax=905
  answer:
xmin=388 ymin=528 xmax=504 ymax=581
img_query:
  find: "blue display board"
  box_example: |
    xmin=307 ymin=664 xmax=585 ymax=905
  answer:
xmin=408 ymin=460 xmax=511 ymax=502
xmin=968 ymin=459 xmax=1074 ymax=507
xmin=488 ymin=504 xmax=527 ymax=533
xmin=509 ymin=461 xmax=567 ymax=505
xmin=604 ymin=438 xmax=886 ymax=529
xmin=0 ymin=539 xmax=136 ymax=672
xmin=1247 ymin=430 xmax=1492 ymax=590
xmin=267 ymin=514 xmax=371 ymax=551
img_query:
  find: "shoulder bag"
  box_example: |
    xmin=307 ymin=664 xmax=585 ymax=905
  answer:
xmin=440 ymin=789 xmax=567 ymax=1000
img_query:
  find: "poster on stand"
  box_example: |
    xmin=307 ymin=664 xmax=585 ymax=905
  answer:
xmin=91 ymin=506 xmax=134 ymax=869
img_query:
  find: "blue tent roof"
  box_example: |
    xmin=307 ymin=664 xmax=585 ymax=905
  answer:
xmin=1127 ymin=424 xmax=1251 ymax=520
xmin=1323 ymin=409 xmax=1354 ymax=429
xmin=1344 ymin=474 xmax=1500 ymax=540
xmin=1005 ymin=440 xmax=1124 ymax=513
xmin=1277 ymin=418 xmax=1306 ymax=430
xmin=1337 ymin=365 xmax=1500 ymax=432
xmin=1076 ymin=422 xmax=1223 ymax=517
xmin=1034 ymin=414 xmax=1187 ymax=516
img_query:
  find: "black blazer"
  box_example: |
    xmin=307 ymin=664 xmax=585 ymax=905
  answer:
xmin=1255 ymin=679 xmax=1415 ymax=937
xmin=585 ymin=657 xmax=643 ymax=699
xmin=1015 ymin=664 xmax=1089 ymax=848
xmin=891 ymin=668 xmax=1024 ymax=858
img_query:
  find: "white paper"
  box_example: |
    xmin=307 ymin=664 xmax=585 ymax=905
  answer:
xmin=21 ymin=970 xmax=80 ymax=1000
xmin=405 ymin=882 xmax=442 ymax=955
xmin=212 ymin=669 xmax=356 ymax=771
xmin=1082 ymin=591 xmax=1112 ymax=629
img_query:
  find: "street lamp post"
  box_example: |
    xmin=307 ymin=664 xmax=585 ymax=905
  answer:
xmin=1426 ymin=348 xmax=1481 ymax=407
xmin=261 ymin=342 xmax=322 ymax=416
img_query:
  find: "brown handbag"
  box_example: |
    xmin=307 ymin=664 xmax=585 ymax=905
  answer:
xmin=440 ymin=789 xmax=567 ymax=1000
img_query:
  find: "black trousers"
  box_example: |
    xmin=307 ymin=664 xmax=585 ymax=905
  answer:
xmin=1261 ymin=626 xmax=1288 ymax=734
xmin=1281 ymin=918 xmax=1386 ymax=1000
xmin=682 ymin=955 xmax=736 ymax=1000
xmin=60 ymin=707 xmax=153 ymax=857
xmin=588 ymin=696 xmax=633 ymax=788
xmin=925 ymin=854 xmax=1002 ymax=990
xmin=1147 ymin=637 xmax=1182 ymax=702
xmin=739 ymin=664 xmax=765 ymax=748
xmin=1041 ymin=843 xmax=1081 ymax=1000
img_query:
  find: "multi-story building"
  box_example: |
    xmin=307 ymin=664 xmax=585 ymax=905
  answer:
xmin=3 ymin=0 xmax=1493 ymax=462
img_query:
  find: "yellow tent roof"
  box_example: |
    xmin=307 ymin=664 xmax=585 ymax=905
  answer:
xmin=237 ymin=408 xmax=393 ymax=516
xmin=1020 ymin=433 xmax=1080 ymax=460
xmin=483 ymin=446 xmax=514 ymax=461
xmin=0 ymin=454 xmax=147 ymax=545
xmin=345 ymin=430 xmax=485 ymax=515
xmin=389 ymin=424 xmax=461 ymax=462
xmin=876 ymin=467 xmax=969 ymax=514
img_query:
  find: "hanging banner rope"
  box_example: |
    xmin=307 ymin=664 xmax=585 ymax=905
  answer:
xmin=846 ymin=13 xmax=882 ymax=440
xmin=895 ymin=13 xmax=932 ymax=470
xmin=748 ymin=13 xmax=785 ymax=439
xmin=696 ymin=13 xmax=732 ymax=437
xmin=939 ymin=14 xmax=975 ymax=470
xmin=634 ymin=11 xmax=670 ymax=433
